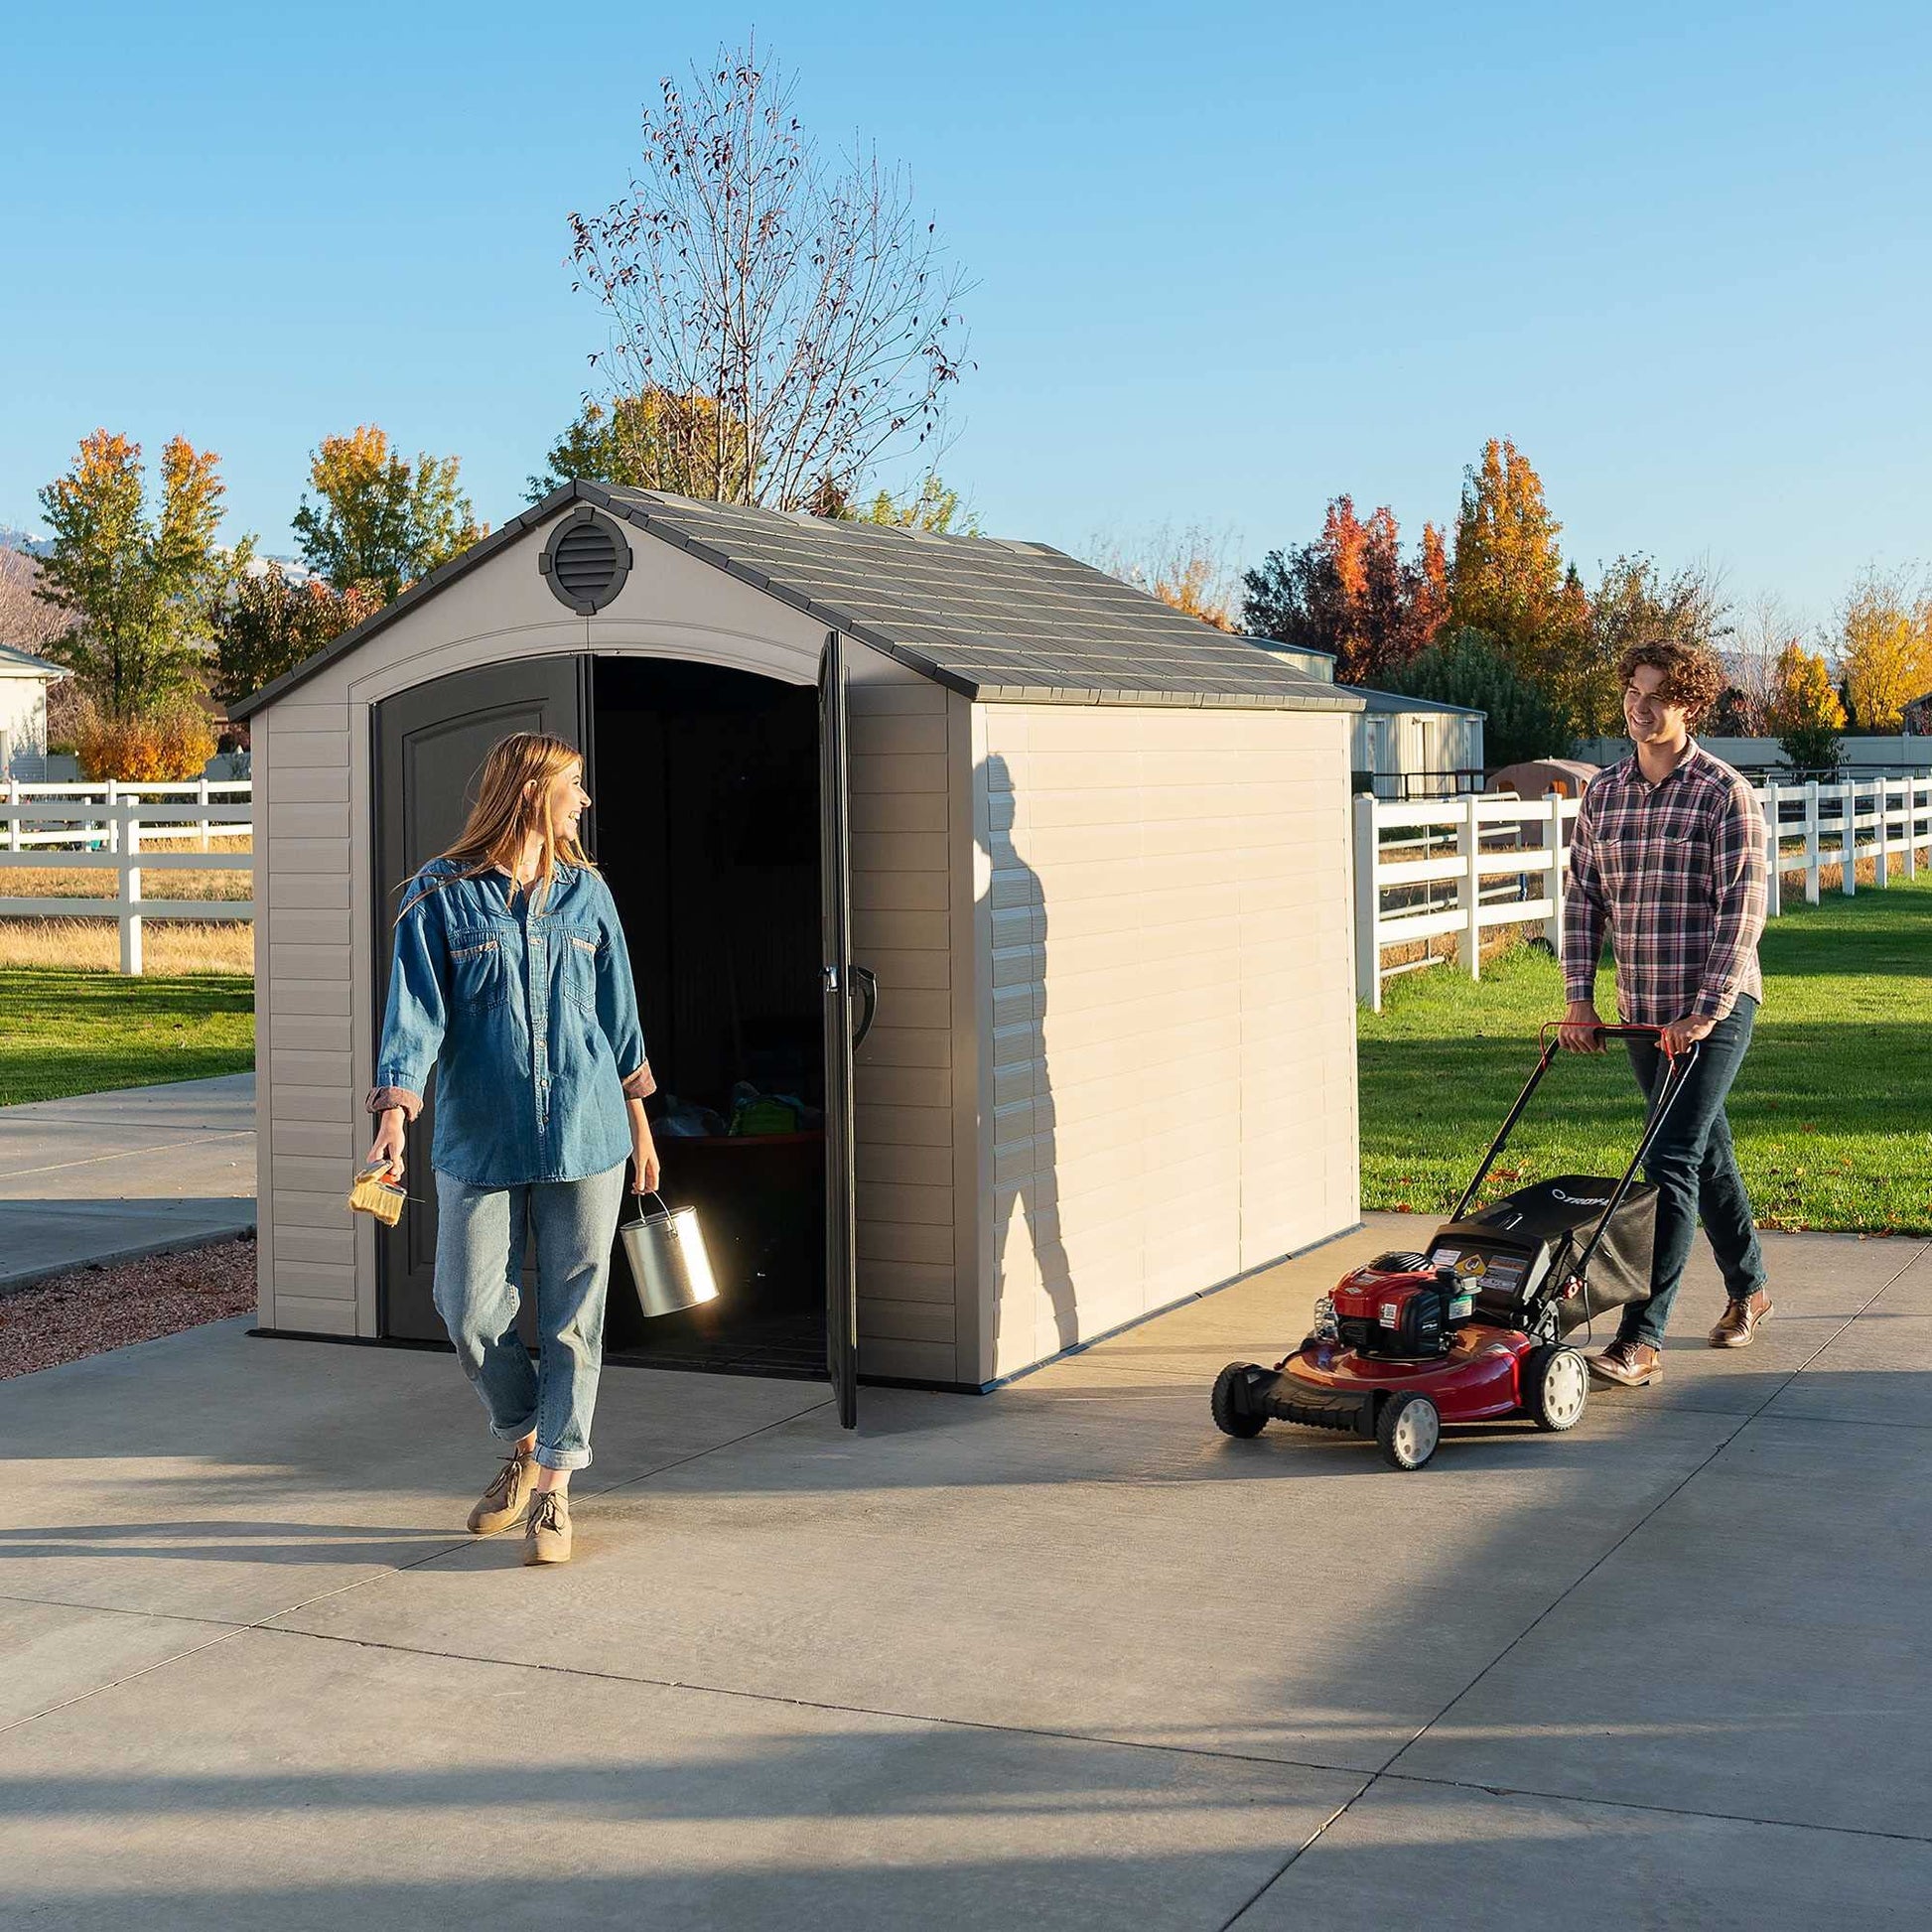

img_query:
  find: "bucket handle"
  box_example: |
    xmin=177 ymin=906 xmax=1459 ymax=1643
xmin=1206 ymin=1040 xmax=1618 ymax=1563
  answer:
xmin=622 ymin=1190 xmax=676 ymax=1227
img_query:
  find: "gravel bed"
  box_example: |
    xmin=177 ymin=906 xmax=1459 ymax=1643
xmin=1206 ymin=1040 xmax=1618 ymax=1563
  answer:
xmin=0 ymin=1235 xmax=257 ymax=1379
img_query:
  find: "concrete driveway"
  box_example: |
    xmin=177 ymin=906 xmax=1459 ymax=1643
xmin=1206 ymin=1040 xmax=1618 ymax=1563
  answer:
xmin=0 ymin=1075 xmax=254 ymax=1290
xmin=2 ymin=1215 xmax=1928 ymax=1929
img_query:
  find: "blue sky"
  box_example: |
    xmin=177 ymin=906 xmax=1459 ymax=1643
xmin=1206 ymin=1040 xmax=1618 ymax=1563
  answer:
xmin=3 ymin=1 xmax=1928 ymax=629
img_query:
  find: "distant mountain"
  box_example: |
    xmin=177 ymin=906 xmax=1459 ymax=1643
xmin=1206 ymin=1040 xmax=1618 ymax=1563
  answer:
xmin=0 ymin=525 xmax=51 ymax=557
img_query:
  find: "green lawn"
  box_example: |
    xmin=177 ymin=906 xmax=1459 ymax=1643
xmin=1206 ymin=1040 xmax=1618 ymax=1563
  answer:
xmin=1359 ymin=871 xmax=1932 ymax=1235
xmin=0 ymin=970 xmax=256 ymax=1107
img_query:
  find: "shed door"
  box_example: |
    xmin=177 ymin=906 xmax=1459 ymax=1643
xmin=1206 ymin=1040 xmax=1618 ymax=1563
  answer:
xmin=818 ymin=632 xmax=865 ymax=1428
xmin=372 ymin=657 xmax=590 ymax=1339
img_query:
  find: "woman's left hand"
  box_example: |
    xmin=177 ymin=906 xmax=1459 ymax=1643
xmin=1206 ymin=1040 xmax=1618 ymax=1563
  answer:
xmin=632 ymin=1128 xmax=661 ymax=1194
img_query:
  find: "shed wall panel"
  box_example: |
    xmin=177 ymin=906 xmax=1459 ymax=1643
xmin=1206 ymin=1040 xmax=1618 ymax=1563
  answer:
xmin=974 ymin=704 xmax=1358 ymax=1381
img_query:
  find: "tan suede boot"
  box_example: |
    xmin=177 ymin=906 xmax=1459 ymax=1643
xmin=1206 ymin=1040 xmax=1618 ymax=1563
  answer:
xmin=523 ymin=1488 xmax=573 ymax=1565
xmin=468 ymin=1449 xmax=535 ymax=1535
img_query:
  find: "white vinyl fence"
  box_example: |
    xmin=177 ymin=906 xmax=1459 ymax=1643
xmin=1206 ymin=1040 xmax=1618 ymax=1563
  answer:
xmin=0 ymin=779 xmax=253 ymax=975
xmin=1354 ymin=775 xmax=1932 ymax=1012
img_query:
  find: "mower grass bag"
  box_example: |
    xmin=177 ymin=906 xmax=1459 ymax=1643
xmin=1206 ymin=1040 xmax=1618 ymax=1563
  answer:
xmin=1428 ymin=1173 xmax=1658 ymax=1337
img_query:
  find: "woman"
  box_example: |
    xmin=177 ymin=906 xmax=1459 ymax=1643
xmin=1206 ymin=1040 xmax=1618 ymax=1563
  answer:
xmin=364 ymin=733 xmax=659 ymax=1567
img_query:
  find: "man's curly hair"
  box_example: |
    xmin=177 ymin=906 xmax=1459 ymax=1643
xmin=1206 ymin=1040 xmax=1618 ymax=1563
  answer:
xmin=1617 ymin=639 xmax=1725 ymax=726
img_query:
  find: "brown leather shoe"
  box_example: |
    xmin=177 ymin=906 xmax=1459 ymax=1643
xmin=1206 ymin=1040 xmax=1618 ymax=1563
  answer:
xmin=468 ymin=1449 xmax=535 ymax=1534
xmin=1710 ymin=1290 xmax=1773 ymax=1349
xmin=1587 ymin=1339 xmax=1663 ymax=1387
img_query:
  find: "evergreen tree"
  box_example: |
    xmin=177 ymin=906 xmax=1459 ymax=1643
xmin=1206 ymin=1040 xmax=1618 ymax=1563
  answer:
xmin=1389 ymin=625 xmax=1571 ymax=767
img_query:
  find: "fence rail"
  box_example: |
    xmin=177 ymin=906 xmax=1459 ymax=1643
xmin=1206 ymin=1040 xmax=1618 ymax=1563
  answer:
xmin=1354 ymin=775 xmax=1932 ymax=1012
xmin=0 ymin=785 xmax=254 ymax=975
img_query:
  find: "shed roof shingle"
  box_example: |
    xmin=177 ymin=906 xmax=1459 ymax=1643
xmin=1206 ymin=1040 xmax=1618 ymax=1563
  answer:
xmin=232 ymin=483 xmax=1363 ymax=718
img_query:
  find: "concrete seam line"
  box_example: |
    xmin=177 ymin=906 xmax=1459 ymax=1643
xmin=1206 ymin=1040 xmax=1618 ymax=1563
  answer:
xmin=1372 ymin=1766 xmax=1932 ymax=1848
xmin=241 ymin=1620 xmax=1381 ymax=1782
xmin=1374 ymin=1244 xmax=1922 ymax=1781
xmin=0 ymin=1129 xmax=253 ymax=1180
xmin=1217 ymin=1779 xmax=1376 ymax=1931
xmin=0 ymin=1622 xmax=250 ymax=1741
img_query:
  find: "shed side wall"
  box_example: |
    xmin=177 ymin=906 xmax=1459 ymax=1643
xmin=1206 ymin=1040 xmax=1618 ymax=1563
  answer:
xmin=975 ymin=704 xmax=1359 ymax=1382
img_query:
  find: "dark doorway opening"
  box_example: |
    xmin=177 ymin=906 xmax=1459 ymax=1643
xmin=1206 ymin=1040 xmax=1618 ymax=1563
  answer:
xmin=590 ymin=657 xmax=827 ymax=1376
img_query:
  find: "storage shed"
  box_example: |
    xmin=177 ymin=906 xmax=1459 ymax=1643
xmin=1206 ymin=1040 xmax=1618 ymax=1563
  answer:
xmin=232 ymin=484 xmax=1364 ymax=1421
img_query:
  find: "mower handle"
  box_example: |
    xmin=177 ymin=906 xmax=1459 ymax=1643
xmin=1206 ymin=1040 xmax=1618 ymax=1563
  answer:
xmin=1448 ymin=1025 xmax=1701 ymax=1281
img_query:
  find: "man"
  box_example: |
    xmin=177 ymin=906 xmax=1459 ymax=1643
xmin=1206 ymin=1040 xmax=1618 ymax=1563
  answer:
xmin=1559 ymin=640 xmax=1770 ymax=1387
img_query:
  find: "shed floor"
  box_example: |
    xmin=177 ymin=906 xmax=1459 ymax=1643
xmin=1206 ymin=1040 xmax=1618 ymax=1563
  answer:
xmin=3 ymin=1216 xmax=1929 ymax=1928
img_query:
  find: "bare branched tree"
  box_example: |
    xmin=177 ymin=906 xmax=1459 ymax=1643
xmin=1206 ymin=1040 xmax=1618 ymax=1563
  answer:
xmin=567 ymin=45 xmax=970 ymax=511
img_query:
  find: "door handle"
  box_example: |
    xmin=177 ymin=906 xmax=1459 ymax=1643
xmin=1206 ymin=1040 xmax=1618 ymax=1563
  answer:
xmin=852 ymin=966 xmax=878 ymax=1047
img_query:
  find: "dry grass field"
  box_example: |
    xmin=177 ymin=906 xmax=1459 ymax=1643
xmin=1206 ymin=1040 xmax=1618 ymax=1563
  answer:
xmin=0 ymin=840 xmax=253 ymax=973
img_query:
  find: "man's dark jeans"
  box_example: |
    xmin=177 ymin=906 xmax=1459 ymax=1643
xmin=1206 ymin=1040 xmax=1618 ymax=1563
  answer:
xmin=1618 ymin=996 xmax=1767 ymax=1348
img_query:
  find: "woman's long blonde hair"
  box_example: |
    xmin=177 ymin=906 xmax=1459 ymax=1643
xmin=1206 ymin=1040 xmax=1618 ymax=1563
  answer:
xmin=400 ymin=732 xmax=593 ymax=916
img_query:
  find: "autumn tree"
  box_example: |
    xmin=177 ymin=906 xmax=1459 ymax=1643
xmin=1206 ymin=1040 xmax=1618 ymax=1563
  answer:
xmin=1242 ymin=495 xmax=1448 ymax=681
xmin=525 ymin=389 xmax=755 ymax=501
xmin=293 ymin=426 xmax=483 ymax=602
xmin=213 ymin=570 xmax=380 ymax=704
xmin=567 ymin=44 xmax=970 ymax=512
xmin=1765 ymin=642 xmax=1846 ymax=771
xmin=1837 ymin=568 xmax=1932 ymax=732
xmin=1087 ymin=523 xmax=1241 ymax=631
xmin=35 ymin=430 xmax=247 ymax=717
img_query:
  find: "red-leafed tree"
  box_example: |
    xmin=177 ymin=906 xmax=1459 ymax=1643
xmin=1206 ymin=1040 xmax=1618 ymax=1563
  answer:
xmin=1241 ymin=495 xmax=1448 ymax=683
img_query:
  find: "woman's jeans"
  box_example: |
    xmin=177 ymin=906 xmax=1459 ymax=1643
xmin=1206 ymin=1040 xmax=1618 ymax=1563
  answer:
xmin=1619 ymin=997 xmax=1767 ymax=1348
xmin=433 ymin=1163 xmax=627 ymax=1470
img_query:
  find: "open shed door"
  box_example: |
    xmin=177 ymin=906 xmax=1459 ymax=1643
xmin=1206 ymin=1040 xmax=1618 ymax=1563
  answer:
xmin=818 ymin=632 xmax=869 ymax=1428
xmin=373 ymin=656 xmax=590 ymax=1338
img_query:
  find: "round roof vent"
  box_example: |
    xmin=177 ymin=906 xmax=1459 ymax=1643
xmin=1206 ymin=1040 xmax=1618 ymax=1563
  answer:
xmin=540 ymin=507 xmax=631 ymax=614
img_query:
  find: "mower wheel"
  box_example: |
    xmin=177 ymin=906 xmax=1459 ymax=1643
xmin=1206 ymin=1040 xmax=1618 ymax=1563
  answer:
xmin=1377 ymin=1393 xmax=1441 ymax=1470
xmin=1211 ymin=1364 xmax=1269 ymax=1439
xmin=1524 ymin=1344 xmax=1589 ymax=1432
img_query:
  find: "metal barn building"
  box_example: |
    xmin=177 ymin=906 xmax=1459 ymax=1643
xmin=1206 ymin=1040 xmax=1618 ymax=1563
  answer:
xmin=232 ymin=485 xmax=1364 ymax=1422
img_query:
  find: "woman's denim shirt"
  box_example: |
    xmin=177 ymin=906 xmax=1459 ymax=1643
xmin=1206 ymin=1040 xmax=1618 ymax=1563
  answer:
xmin=368 ymin=860 xmax=654 ymax=1187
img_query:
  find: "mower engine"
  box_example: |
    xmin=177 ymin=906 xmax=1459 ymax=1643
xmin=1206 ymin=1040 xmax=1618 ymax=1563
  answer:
xmin=1319 ymin=1252 xmax=1477 ymax=1360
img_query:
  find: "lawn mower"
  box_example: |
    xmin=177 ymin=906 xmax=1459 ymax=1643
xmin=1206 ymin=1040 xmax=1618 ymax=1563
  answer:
xmin=1211 ymin=1023 xmax=1699 ymax=1470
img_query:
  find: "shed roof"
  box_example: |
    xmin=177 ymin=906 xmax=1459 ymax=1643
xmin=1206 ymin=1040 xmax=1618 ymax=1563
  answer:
xmin=232 ymin=482 xmax=1362 ymax=719
xmin=1340 ymin=683 xmax=1486 ymax=720
xmin=0 ymin=642 xmax=68 ymax=679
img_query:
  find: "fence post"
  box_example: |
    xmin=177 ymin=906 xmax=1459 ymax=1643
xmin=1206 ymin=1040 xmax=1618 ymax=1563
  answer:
xmin=1804 ymin=780 xmax=1820 ymax=903
xmin=1762 ymin=780 xmax=1781 ymax=920
xmin=1873 ymin=778 xmax=1890 ymax=890
xmin=105 ymin=777 xmax=119 ymax=854
xmin=197 ymin=773 xmax=210 ymax=853
xmin=1457 ymin=797 xmax=1481 ymax=980
xmin=1911 ymin=777 xmax=1926 ymax=879
xmin=5 ymin=776 xmax=15 ymax=854
xmin=1842 ymin=780 xmax=1857 ymax=896
xmin=1352 ymin=792 xmax=1382 ymax=1014
xmin=1545 ymin=793 xmax=1567 ymax=951
xmin=120 ymin=803 xmax=143 ymax=976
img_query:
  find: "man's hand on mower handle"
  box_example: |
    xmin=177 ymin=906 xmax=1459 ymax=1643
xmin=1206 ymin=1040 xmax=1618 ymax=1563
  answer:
xmin=365 ymin=1106 xmax=407 ymax=1180
xmin=1558 ymin=1001 xmax=1607 ymax=1053
xmin=1661 ymin=1013 xmax=1718 ymax=1057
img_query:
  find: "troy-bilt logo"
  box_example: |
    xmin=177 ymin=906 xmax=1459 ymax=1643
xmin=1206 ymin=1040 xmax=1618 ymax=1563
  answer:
xmin=1551 ymin=1187 xmax=1609 ymax=1206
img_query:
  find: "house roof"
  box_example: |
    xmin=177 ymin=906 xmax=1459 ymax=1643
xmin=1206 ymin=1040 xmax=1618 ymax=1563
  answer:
xmin=0 ymin=642 xmax=67 ymax=678
xmin=1340 ymin=683 xmax=1486 ymax=720
xmin=232 ymin=482 xmax=1362 ymax=720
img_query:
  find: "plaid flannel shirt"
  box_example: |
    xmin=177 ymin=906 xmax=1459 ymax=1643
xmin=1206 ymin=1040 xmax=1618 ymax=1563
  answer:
xmin=1563 ymin=742 xmax=1766 ymax=1026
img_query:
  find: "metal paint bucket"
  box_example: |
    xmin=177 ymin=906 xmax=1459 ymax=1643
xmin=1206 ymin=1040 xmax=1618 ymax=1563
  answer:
xmin=619 ymin=1192 xmax=721 ymax=1318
